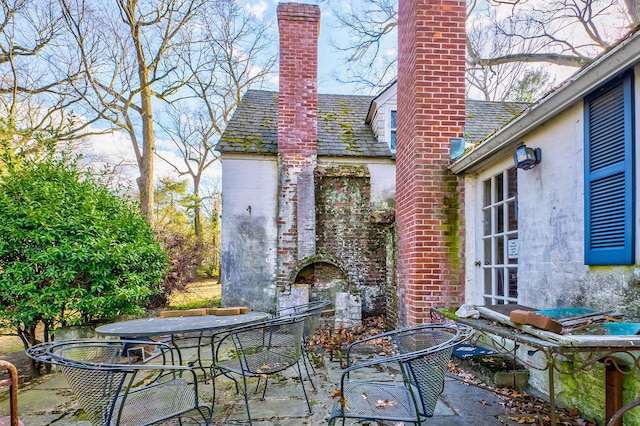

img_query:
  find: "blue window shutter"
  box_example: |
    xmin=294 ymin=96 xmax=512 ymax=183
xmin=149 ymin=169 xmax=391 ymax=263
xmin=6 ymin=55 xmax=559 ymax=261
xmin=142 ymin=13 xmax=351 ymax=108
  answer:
xmin=584 ymin=72 xmax=635 ymax=265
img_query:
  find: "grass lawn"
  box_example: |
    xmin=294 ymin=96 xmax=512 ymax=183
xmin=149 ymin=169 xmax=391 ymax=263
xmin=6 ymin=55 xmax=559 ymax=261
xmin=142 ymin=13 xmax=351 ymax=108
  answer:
xmin=167 ymin=278 xmax=221 ymax=309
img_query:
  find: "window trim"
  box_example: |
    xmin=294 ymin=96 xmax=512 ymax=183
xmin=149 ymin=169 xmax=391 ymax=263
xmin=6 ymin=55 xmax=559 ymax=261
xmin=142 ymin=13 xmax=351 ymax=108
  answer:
xmin=389 ymin=109 xmax=396 ymax=152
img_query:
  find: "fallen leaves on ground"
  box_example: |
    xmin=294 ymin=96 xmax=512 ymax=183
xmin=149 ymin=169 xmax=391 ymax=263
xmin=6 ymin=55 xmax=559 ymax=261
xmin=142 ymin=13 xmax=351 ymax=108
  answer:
xmin=448 ymin=362 xmax=597 ymax=426
xmin=315 ymin=318 xmax=597 ymax=426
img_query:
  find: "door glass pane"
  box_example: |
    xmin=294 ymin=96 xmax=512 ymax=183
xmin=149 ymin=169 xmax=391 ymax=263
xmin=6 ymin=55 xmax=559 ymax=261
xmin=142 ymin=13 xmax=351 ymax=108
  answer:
xmin=483 ymin=209 xmax=491 ymax=236
xmin=508 ymin=268 xmax=518 ymax=297
xmin=483 ymin=238 xmax=492 ymax=264
xmin=507 ymin=200 xmax=517 ymax=231
xmin=495 ymin=173 xmax=504 ymax=202
xmin=484 ymin=269 xmax=492 ymax=294
xmin=497 ymin=270 xmax=504 ymax=296
xmin=496 ymin=205 xmax=504 ymax=233
xmin=483 ymin=180 xmax=491 ymax=207
xmin=495 ymin=237 xmax=504 ymax=265
xmin=507 ymin=168 xmax=517 ymax=198
xmin=507 ymin=235 xmax=518 ymax=264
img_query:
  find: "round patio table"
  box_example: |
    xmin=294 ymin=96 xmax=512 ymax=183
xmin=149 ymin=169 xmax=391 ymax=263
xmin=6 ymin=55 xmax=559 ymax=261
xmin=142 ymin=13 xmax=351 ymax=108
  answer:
xmin=96 ymin=311 xmax=271 ymax=372
xmin=95 ymin=311 xmax=270 ymax=339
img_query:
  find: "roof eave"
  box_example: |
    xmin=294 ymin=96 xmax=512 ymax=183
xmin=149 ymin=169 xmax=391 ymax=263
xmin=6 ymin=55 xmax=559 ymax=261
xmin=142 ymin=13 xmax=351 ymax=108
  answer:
xmin=450 ymin=29 xmax=640 ymax=174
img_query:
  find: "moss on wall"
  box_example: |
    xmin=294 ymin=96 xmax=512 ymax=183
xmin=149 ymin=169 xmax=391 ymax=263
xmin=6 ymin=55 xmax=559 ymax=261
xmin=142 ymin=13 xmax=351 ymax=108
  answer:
xmin=442 ymin=169 xmax=462 ymax=271
xmin=554 ymin=355 xmax=640 ymax=425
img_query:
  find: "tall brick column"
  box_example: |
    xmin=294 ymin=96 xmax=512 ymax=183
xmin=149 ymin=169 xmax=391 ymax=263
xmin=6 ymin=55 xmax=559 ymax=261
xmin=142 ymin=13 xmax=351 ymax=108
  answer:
xmin=276 ymin=2 xmax=320 ymax=288
xmin=396 ymin=0 xmax=466 ymax=325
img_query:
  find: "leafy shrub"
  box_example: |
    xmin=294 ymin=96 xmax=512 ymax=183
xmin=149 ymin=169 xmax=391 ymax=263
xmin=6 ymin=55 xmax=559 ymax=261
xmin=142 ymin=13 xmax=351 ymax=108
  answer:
xmin=0 ymin=157 xmax=169 ymax=350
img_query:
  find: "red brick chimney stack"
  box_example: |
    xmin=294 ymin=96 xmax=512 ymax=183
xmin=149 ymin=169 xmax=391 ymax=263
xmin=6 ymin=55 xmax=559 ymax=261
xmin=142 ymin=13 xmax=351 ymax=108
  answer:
xmin=276 ymin=1 xmax=320 ymax=288
xmin=277 ymin=1 xmax=320 ymax=157
xmin=396 ymin=0 xmax=466 ymax=325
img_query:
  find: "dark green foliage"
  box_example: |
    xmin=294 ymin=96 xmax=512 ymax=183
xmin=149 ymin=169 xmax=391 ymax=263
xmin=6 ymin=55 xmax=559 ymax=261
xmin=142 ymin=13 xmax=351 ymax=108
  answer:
xmin=0 ymin=157 xmax=169 ymax=348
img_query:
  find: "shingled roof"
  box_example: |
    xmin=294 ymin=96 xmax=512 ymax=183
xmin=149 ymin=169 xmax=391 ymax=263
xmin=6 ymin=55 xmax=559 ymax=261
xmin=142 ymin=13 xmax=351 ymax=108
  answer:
xmin=217 ymin=90 xmax=387 ymax=157
xmin=217 ymin=90 xmax=529 ymax=156
xmin=466 ymin=99 xmax=530 ymax=144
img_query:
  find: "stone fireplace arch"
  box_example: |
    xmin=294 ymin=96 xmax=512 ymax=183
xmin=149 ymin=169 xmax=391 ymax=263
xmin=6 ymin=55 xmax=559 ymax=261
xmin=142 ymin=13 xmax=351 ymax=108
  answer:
xmin=287 ymin=254 xmax=351 ymax=306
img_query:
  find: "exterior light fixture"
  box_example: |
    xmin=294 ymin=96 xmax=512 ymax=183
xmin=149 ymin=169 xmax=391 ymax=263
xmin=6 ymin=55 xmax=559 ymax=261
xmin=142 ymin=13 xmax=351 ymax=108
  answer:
xmin=513 ymin=142 xmax=542 ymax=170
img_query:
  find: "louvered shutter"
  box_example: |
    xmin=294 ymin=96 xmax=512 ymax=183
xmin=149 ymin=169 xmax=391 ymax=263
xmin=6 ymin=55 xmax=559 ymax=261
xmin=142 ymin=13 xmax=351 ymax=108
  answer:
xmin=584 ymin=72 xmax=635 ymax=265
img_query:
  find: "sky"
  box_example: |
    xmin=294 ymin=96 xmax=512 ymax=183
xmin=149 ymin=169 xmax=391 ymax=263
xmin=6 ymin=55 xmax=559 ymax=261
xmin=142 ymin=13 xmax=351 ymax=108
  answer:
xmin=84 ymin=0 xmax=364 ymax=192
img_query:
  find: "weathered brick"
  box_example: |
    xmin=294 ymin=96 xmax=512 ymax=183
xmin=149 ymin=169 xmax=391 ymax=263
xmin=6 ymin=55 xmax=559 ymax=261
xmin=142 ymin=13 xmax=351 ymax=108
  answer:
xmin=397 ymin=0 xmax=466 ymax=326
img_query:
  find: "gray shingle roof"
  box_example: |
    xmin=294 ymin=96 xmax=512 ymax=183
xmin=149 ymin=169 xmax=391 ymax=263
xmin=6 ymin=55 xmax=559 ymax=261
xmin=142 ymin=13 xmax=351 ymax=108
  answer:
xmin=217 ymin=90 xmax=528 ymax=156
xmin=218 ymin=90 xmax=387 ymax=157
xmin=465 ymin=100 xmax=530 ymax=144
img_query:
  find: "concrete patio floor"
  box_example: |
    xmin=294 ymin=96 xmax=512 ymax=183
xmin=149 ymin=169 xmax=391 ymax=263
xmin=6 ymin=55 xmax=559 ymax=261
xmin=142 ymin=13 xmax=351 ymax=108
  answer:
xmin=0 ymin=340 xmax=537 ymax=426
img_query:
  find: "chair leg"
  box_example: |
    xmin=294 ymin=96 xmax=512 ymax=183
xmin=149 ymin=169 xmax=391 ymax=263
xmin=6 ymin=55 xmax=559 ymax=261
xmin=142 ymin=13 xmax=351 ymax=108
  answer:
xmin=300 ymin=348 xmax=317 ymax=391
xmin=303 ymin=341 xmax=317 ymax=375
xmin=240 ymin=373 xmax=253 ymax=425
xmin=294 ymin=360 xmax=313 ymax=415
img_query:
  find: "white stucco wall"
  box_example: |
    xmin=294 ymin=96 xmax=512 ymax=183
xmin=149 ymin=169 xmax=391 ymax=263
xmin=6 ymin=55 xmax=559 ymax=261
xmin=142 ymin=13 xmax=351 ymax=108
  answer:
xmin=514 ymin=102 xmax=590 ymax=308
xmin=220 ymin=155 xmax=278 ymax=311
xmin=465 ymin=66 xmax=640 ymax=314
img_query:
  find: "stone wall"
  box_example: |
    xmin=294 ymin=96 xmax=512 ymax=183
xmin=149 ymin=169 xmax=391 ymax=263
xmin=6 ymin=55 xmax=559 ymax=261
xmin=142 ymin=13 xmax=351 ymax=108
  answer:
xmin=315 ymin=165 xmax=390 ymax=315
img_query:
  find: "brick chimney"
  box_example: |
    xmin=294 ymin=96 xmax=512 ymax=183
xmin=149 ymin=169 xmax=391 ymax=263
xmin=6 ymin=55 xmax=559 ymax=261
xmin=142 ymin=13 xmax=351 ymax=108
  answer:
xmin=276 ymin=1 xmax=320 ymax=288
xmin=396 ymin=0 xmax=466 ymax=325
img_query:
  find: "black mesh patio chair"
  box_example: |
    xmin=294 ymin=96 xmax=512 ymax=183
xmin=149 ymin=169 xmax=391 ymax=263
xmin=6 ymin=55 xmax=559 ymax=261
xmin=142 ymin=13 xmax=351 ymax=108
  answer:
xmin=328 ymin=323 xmax=473 ymax=425
xmin=211 ymin=315 xmax=312 ymax=425
xmin=275 ymin=300 xmax=331 ymax=389
xmin=26 ymin=339 xmax=212 ymax=426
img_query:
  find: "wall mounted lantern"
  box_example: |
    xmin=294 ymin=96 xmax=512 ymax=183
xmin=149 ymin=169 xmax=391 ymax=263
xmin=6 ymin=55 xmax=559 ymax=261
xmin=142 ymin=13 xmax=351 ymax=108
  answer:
xmin=513 ymin=142 xmax=542 ymax=170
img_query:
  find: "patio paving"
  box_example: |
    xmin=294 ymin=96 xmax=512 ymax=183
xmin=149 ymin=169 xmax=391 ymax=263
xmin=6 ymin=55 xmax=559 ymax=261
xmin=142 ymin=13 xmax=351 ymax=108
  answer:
xmin=0 ymin=341 xmax=526 ymax=425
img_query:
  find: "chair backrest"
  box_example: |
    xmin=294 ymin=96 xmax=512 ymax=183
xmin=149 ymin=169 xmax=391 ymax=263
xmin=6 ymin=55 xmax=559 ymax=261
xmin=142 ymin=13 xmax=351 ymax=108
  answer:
xmin=49 ymin=341 xmax=132 ymax=426
xmin=276 ymin=300 xmax=331 ymax=342
xmin=394 ymin=325 xmax=471 ymax=417
xmin=231 ymin=316 xmax=305 ymax=375
xmin=28 ymin=339 xmax=207 ymax=426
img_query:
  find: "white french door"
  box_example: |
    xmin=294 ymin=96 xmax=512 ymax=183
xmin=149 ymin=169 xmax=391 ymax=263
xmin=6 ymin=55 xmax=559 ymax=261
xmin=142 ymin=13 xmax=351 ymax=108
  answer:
xmin=480 ymin=168 xmax=518 ymax=305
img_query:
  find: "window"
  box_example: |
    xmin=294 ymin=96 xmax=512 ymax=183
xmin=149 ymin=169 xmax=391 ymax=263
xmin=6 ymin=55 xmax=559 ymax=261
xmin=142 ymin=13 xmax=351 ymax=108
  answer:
xmin=390 ymin=110 xmax=396 ymax=151
xmin=481 ymin=168 xmax=518 ymax=305
xmin=584 ymin=71 xmax=635 ymax=265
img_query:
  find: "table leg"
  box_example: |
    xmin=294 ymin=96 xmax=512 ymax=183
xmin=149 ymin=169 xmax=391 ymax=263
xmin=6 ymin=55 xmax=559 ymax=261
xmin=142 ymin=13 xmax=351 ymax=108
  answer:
xmin=548 ymin=354 xmax=556 ymax=426
xmin=605 ymin=361 xmax=623 ymax=426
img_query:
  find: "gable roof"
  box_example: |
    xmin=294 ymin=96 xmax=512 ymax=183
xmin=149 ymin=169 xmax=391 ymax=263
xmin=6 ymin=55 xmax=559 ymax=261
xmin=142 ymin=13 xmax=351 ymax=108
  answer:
xmin=217 ymin=89 xmax=529 ymax=157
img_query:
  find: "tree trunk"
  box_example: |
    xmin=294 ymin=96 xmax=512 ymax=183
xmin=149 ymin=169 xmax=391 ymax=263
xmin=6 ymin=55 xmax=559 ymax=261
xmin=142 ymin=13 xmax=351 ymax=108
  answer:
xmin=193 ymin=178 xmax=203 ymax=272
xmin=136 ymin=58 xmax=154 ymax=222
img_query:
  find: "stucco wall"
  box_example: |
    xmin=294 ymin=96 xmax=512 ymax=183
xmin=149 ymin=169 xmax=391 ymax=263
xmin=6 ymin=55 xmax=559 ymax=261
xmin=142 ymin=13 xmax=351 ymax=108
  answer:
xmin=220 ymin=155 xmax=278 ymax=312
xmin=462 ymin=72 xmax=640 ymax=423
xmin=464 ymin=66 xmax=640 ymax=317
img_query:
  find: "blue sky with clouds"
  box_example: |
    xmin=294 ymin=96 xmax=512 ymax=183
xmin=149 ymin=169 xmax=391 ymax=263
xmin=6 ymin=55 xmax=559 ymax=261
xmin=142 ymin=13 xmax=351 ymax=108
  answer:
xmin=255 ymin=0 xmax=388 ymax=95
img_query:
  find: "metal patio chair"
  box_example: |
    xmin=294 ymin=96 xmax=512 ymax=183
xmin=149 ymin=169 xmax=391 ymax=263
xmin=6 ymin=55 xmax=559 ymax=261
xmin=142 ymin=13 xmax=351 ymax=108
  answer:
xmin=275 ymin=300 xmax=331 ymax=389
xmin=211 ymin=315 xmax=312 ymax=425
xmin=26 ymin=339 xmax=211 ymax=426
xmin=328 ymin=323 xmax=473 ymax=425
